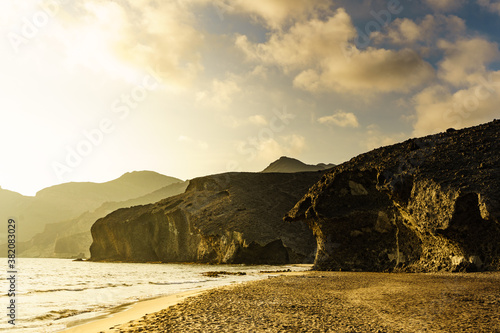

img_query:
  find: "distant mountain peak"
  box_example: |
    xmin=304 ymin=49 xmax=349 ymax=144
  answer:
xmin=262 ymin=157 xmax=335 ymax=173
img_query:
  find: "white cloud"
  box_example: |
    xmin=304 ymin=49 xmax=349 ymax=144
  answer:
xmin=318 ymin=111 xmax=359 ymax=128
xmin=424 ymin=0 xmax=467 ymax=12
xmin=438 ymin=38 xmax=500 ymax=87
xmin=478 ymin=0 xmax=500 ymax=15
xmin=412 ymin=76 xmax=500 ymax=136
xmin=237 ymin=8 xmax=434 ymax=94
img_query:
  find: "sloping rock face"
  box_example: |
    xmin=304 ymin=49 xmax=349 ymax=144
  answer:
xmin=285 ymin=120 xmax=500 ymax=272
xmin=90 ymin=172 xmax=324 ymax=264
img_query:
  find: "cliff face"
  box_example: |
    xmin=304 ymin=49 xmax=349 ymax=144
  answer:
xmin=90 ymin=172 xmax=324 ymax=264
xmin=285 ymin=120 xmax=500 ymax=272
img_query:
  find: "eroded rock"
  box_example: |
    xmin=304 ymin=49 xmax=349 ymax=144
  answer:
xmin=285 ymin=120 xmax=500 ymax=272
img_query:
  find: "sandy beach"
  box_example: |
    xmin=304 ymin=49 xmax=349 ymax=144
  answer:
xmin=59 ymin=289 xmax=206 ymax=333
xmin=60 ymin=271 xmax=500 ymax=333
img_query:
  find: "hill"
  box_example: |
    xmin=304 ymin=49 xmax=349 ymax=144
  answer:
xmin=1 ymin=171 xmax=182 ymax=242
xmin=262 ymin=156 xmax=334 ymax=173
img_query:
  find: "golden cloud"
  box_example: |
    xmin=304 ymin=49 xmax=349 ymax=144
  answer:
xmin=237 ymin=8 xmax=434 ymax=94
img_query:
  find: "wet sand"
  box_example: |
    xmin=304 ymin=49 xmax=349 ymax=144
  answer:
xmin=59 ymin=289 xmax=206 ymax=333
xmin=109 ymin=271 xmax=500 ymax=333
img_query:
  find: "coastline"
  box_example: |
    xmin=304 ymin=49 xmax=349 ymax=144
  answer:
xmin=57 ymin=268 xmax=311 ymax=333
xmin=94 ymin=271 xmax=499 ymax=333
xmin=58 ymin=289 xmax=208 ymax=333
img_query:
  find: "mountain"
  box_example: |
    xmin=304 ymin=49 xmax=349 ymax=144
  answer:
xmin=1 ymin=171 xmax=182 ymax=242
xmin=90 ymin=171 xmax=326 ymax=264
xmin=262 ymin=156 xmax=335 ymax=173
xmin=16 ymin=181 xmax=189 ymax=258
xmin=285 ymin=120 xmax=500 ymax=272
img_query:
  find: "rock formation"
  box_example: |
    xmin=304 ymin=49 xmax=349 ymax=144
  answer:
xmin=285 ymin=120 xmax=500 ymax=272
xmin=90 ymin=172 xmax=325 ymax=264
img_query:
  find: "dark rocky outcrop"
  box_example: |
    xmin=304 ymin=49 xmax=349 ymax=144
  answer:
xmin=285 ymin=120 xmax=500 ymax=272
xmin=90 ymin=172 xmax=325 ymax=264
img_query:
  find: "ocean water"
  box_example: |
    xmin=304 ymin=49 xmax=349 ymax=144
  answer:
xmin=0 ymin=258 xmax=303 ymax=332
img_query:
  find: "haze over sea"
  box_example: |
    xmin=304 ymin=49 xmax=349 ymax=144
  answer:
xmin=1 ymin=258 xmax=299 ymax=332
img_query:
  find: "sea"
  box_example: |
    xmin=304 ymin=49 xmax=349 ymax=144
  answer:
xmin=0 ymin=258 xmax=304 ymax=332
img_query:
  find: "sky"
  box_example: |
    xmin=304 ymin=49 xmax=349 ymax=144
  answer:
xmin=1 ymin=0 xmax=500 ymax=196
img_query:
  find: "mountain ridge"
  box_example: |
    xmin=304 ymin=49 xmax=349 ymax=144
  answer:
xmin=1 ymin=171 xmax=183 ymax=241
xmin=262 ymin=156 xmax=335 ymax=173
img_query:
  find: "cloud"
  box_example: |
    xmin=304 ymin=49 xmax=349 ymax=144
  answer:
xmin=478 ymin=0 xmax=500 ymax=15
xmin=438 ymin=38 xmax=500 ymax=87
xmin=294 ymin=47 xmax=435 ymax=93
xmin=372 ymin=14 xmax=466 ymax=46
xmin=318 ymin=111 xmax=359 ymax=128
xmin=55 ymin=0 xmax=204 ymax=86
xmin=248 ymin=115 xmax=268 ymax=126
xmin=424 ymin=0 xmax=467 ymax=12
xmin=412 ymin=74 xmax=500 ymax=136
xmin=412 ymin=37 xmax=500 ymax=136
xmin=237 ymin=8 xmax=434 ymax=94
xmin=236 ymin=9 xmax=356 ymax=70
xmin=196 ymin=78 xmax=241 ymax=109
xmin=213 ymin=0 xmax=331 ymax=29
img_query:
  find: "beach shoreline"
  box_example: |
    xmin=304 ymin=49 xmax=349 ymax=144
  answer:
xmin=106 ymin=271 xmax=500 ymax=332
xmin=58 ymin=288 xmax=208 ymax=333
xmin=58 ymin=270 xmax=500 ymax=332
xmin=57 ymin=268 xmax=311 ymax=333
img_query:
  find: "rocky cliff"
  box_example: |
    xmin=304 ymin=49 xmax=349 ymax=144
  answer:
xmin=285 ymin=120 xmax=500 ymax=272
xmin=90 ymin=172 xmax=325 ymax=264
